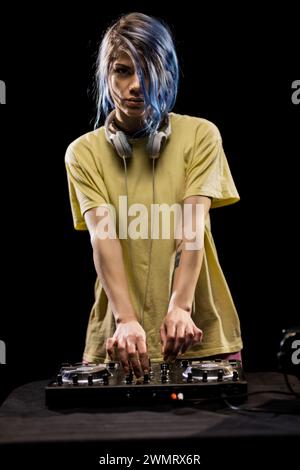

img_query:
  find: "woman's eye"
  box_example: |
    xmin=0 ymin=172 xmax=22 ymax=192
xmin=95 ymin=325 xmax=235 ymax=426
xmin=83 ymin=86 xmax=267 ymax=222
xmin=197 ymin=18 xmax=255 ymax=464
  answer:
xmin=115 ymin=67 xmax=130 ymax=75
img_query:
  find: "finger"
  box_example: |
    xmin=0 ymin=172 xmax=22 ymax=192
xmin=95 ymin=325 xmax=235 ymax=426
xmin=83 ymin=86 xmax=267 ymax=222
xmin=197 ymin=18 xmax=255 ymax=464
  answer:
xmin=128 ymin=353 xmax=142 ymax=378
xmin=160 ymin=325 xmax=167 ymax=353
xmin=127 ymin=337 xmax=142 ymax=378
xmin=172 ymin=322 xmax=185 ymax=357
xmin=117 ymin=340 xmax=130 ymax=374
xmin=106 ymin=337 xmax=116 ymax=361
xmin=163 ymin=321 xmax=176 ymax=360
xmin=136 ymin=336 xmax=149 ymax=373
xmin=181 ymin=327 xmax=195 ymax=354
xmin=192 ymin=327 xmax=203 ymax=345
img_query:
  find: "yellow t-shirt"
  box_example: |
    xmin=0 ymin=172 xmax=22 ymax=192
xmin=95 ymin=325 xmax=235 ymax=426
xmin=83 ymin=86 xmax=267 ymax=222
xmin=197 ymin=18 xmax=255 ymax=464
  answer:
xmin=65 ymin=112 xmax=243 ymax=363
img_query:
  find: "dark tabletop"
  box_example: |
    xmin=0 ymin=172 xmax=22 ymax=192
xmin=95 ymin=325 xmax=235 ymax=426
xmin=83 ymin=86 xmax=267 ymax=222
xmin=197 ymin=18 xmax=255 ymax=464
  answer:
xmin=0 ymin=372 xmax=299 ymax=467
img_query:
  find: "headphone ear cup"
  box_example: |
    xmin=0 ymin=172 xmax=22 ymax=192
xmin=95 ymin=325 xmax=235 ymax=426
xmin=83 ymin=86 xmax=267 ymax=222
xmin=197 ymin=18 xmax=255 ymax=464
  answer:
xmin=146 ymin=134 xmax=155 ymax=159
xmin=113 ymin=131 xmax=132 ymax=159
xmin=147 ymin=131 xmax=166 ymax=159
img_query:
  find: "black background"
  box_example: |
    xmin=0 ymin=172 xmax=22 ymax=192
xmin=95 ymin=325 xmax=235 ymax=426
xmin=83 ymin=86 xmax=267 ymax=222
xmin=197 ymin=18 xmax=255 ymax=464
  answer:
xmin=0 ymin=3 xmax=299 ymax=401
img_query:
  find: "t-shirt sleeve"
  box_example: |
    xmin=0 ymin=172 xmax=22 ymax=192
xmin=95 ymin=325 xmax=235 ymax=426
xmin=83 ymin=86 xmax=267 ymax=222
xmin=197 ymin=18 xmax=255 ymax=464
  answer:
xmin=65 ymin=144 xmax=110 ymax=230
xmin=182 ymin=121 xmax=240 ymax=208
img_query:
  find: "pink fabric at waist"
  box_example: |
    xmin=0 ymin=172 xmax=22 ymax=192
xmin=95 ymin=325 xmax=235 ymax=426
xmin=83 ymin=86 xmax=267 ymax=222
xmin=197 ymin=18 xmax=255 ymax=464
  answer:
xmin=202 ymin=351 xmax=242 ymax=361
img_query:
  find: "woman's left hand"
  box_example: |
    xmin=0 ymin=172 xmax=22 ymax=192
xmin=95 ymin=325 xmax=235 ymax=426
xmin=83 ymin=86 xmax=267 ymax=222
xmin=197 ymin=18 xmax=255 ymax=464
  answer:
xmin=160 ymin=306 xmax=203 ymax=360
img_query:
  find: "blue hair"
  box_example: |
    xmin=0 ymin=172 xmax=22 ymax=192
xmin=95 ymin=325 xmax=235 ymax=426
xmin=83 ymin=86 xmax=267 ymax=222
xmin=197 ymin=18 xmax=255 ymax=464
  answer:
xmin=95 ymin=12 xmax=179 ymax=134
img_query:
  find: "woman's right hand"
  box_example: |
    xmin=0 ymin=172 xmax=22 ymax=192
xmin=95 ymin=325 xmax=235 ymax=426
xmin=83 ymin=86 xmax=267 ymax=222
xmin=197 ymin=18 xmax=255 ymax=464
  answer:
xmin=106 ymin=320 xmax=149 ymax=377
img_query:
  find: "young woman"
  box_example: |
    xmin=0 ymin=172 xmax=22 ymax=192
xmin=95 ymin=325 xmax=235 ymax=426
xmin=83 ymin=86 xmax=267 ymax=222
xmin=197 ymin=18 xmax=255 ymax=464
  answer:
xmin=65 ymin=12 xmax=243 ymax=377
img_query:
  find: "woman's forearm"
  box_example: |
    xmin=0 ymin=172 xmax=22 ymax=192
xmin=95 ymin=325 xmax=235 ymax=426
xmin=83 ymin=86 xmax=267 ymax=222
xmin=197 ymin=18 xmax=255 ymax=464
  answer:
xmin=169 ymin=243 xmax=204 ymax=312
xmin=169 ymin=195 xmax=211 ymax=313
xmin=92 ymin=237 xmax=137 ymax=324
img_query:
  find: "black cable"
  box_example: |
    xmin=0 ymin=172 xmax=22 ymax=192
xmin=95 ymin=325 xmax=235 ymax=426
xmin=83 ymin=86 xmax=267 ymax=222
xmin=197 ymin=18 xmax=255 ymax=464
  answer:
xmin=235 ymin=389 xmax=297 ymax=398
xmin=188 ymin=389 xmax=299 ymax=414
xmin=222 ymin=399 xmax=293 ymax=414
xmin=221 ymin=389 xmax=300 ymax=414
xmin=284 ymin=373 xmax=300 ymax=398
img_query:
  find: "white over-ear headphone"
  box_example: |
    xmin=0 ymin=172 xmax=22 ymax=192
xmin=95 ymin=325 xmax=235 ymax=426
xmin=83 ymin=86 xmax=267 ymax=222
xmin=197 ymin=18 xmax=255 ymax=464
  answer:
xmin=104 ymin=110 xmax=171 ymax=159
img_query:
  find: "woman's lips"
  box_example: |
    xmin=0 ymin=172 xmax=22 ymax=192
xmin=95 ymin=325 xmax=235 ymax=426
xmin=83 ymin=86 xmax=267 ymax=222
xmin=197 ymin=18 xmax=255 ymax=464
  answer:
xmin=124 ymin=99 xmax=144 ymax=107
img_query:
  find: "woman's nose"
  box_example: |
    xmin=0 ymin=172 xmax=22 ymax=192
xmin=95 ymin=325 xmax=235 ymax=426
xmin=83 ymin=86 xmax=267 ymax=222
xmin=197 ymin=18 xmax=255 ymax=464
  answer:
xmin=129 ymin=72 xmax=141 ymax=92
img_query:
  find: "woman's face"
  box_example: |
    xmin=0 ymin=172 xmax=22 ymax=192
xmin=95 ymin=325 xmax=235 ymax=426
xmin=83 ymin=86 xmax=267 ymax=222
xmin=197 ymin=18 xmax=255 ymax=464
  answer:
xmin=109 ymin=51 xmax=148 ymax=119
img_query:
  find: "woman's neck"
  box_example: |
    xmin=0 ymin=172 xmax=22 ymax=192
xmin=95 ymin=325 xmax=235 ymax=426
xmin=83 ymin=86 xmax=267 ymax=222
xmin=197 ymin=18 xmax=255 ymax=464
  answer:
xmin=114 ymin=109 xmax=145 ymax=135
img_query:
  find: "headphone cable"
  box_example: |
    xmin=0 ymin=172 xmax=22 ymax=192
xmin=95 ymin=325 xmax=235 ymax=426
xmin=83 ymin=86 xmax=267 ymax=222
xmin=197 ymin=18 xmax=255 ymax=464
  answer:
xmin=121 ymin=156 xmax=156 ymax=329
xmin=140 ymin=157 xmax=156 ymax=327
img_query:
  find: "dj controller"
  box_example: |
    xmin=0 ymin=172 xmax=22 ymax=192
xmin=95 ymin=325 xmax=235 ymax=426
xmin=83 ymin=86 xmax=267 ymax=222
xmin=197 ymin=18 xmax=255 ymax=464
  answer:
xmin=45 ymin=358 xmax=247 ymax=408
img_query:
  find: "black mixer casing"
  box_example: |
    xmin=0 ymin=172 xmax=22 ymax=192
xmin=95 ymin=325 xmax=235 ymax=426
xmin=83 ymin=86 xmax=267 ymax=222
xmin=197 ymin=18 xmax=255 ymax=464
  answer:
xmin=45 ymin=359 xmax=247 ymax=408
